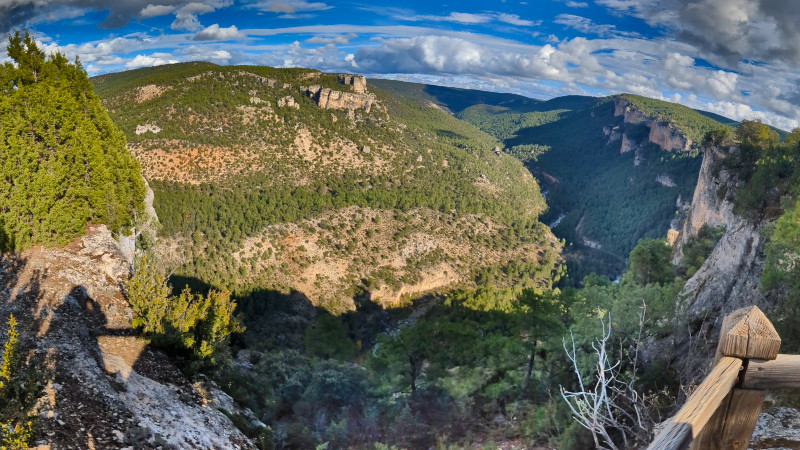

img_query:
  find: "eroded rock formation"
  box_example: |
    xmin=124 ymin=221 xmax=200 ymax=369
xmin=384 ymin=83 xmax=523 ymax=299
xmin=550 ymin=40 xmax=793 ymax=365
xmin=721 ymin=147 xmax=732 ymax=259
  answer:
xmin=0 ymin=226 xmax=256 ymax=449
xmin=614 ymin=97 xmax=693 ymax=152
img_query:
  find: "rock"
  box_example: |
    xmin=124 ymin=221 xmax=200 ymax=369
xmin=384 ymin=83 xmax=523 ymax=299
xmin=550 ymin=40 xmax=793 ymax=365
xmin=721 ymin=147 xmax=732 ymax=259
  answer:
xmin=277 ymin=96 xmax=299 ymax=109
xmin=338 ymin=74 xmax=367 ymax=93
xmin=0 ymin=228 xmax=255 ymax=449
xmin=134 ymin=124 xmax=161 ymax=135
xmin=620 ymin=133 xmax=637 ymax=153
xmin=301 ymin=85 xmax=375 ymax=113
xmin=614 ymin=97 xmax=692 ymax=151
xmin=656 ymin=173 xmax=677 ymax=187
xmin=751 ymin=407 xmax=800 ymax=449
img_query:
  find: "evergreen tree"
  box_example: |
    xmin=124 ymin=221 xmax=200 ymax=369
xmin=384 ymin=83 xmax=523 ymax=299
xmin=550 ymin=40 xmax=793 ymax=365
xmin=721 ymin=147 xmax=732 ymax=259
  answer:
xmin=0 ymin=32 xmax=145 ymax=251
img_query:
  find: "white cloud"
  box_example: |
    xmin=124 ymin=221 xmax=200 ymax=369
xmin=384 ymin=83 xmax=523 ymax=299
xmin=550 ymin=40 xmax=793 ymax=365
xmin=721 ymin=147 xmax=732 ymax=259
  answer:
xmin=306 ymin=33 xmax=357 ymax=45
xmin=171 ymin=2 xmax=214 ymax=31
xmin=139 ymin=4 xmax=175 ymax=18
xmin=566 ymin=1 xmax=589 ymax=7
xmin=194 ymin=24 xmax=244 ymax=41
xmin=496 ymin=13 xmax=537 ymax=27
xmin=415 ymin=12 xmax=493 ymax=24
xmin=248 ymin=0 xmax=332 ymax=14
xmin=125 ymin=53 xmax=179 ymax=68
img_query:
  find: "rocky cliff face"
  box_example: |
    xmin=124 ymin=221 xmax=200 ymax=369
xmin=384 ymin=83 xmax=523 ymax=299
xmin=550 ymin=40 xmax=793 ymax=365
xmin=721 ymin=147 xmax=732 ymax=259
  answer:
xmin=614 ymin=97 xmax=692 ymax=152
xmin=0 ymin=226 xmax=255 ymax=449
xmin=302 ymin=74 xmax=376 ymax=113
xmin=666 ymin=145 xmax=778 ymax=376
xmin=661 ymin=143 xmax=791 ymax=447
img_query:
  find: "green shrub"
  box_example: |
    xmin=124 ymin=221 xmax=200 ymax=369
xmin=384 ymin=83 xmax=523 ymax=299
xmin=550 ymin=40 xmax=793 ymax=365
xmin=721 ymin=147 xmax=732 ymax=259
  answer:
xmin=125 ymin=254 xmax=244 ymax=366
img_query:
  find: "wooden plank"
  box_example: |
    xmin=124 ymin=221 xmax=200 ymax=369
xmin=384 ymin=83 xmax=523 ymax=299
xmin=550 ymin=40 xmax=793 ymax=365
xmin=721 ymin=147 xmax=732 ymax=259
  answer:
xmin=689 ymin=389 xmax=766 ymax=449
xmin=719 ymin=389 xmax=767 ymax=448
xmin=689 ymin=390 xmax=733 ymax=450
xmin=694 ymin=306 xmax=778 ymax=448
xmin=742 ymin=354 xmax=800 ymax=389
xmin=648 ymin=357 xmax=742 ymax=450
xmin=714 ymin=306 xmax=781 ymax=362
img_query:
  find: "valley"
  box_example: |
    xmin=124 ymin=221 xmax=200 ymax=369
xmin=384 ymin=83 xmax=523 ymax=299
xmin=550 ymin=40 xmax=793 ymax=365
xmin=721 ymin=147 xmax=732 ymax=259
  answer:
xmin=2 ymin=35 xmax=800 ymax=449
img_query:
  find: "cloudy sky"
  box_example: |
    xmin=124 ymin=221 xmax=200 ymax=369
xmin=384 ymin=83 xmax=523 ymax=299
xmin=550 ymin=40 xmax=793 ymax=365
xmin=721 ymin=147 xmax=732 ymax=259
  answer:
xmin=2 ymin=0 xmax=799 ymax=130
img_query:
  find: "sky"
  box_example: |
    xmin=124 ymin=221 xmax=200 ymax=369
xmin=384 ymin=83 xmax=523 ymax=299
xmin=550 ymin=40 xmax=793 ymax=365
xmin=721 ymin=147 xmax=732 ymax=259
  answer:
xmin=2 ymin=0 xmax=800 ymax=130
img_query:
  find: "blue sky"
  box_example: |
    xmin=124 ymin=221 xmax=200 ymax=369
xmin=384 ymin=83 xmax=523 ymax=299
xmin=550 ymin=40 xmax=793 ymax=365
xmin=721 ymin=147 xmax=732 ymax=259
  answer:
xmin=2 ymin=0 xmax=800 ymax=129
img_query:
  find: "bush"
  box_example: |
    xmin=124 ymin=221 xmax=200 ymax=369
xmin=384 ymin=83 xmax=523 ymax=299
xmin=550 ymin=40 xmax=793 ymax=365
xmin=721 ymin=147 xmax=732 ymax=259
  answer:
xmin=0 ymin=315 xmax=42 ymax=449
xmin=125 ymin=254 xmax=244 ymax=367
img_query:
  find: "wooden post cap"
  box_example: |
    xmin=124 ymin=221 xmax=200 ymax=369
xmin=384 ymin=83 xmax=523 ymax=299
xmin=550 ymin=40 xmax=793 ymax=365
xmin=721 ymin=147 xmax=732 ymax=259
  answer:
xmin=715 ymin=306 xmax=780 ymax=362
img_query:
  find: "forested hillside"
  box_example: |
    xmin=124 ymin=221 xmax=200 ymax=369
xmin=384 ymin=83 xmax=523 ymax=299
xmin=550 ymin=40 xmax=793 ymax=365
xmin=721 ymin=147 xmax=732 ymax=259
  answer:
xmin=93 ymin=64 xmax=561 ymax=311
xmin=377 ymin=80 xmax=735 ymax=283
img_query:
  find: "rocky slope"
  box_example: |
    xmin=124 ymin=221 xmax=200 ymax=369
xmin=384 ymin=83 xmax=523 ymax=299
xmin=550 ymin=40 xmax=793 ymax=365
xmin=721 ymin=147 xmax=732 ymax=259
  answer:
xmin=0 ymin=226 xmax=255 ymax=449
xmin=664 ymin=143 xmax=794 ymax=448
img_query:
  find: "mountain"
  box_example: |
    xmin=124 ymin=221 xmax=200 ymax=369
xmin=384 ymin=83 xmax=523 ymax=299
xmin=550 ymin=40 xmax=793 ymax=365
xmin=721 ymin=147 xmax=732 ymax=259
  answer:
xmin=92 ymin=63 xmax=561 ymax=312
xmin=376 ymin=80 xmax=737 ymax=283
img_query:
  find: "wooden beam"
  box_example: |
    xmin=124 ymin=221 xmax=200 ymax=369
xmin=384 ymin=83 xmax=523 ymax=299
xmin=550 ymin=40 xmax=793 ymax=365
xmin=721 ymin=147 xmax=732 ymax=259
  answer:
xmin=648 ymin=357 xmax=742 ymax=450
xmin=742 ymin=354 xmax=800 ymax=390
xmin=692 ymin=305 xmax=780 ymax=449
xmin=689 ymin=389 xmax=766 ymax=449
xmin=713 ymin=306 xmax=780 ymax=362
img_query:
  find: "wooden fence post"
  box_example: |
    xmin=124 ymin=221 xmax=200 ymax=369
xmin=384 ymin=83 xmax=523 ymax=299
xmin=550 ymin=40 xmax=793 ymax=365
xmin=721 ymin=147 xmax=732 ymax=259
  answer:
xmin=689 ymin=306 xmax=780 ymax=450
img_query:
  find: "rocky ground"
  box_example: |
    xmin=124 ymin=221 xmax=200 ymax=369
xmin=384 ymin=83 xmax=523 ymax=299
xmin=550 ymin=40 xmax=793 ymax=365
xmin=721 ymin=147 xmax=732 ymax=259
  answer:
xmin=0 ymin=225 xmax=255 ymax=449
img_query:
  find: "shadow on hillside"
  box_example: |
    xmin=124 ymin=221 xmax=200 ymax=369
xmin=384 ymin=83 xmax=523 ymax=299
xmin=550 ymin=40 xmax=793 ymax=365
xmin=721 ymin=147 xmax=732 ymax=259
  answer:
xmin=167 ymin=275 xmax=391 ymax=355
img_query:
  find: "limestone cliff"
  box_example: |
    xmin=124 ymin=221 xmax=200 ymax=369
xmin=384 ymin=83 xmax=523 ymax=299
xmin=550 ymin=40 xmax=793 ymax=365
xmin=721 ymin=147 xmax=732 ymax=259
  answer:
xmin=301 ymin=74 xmax=376 ymax=113
xmin=0 ymin=226 xmax=255 ymax=449
xmin=658 ymin=142 xmax=794 ymax=447
xmin=613 ymin=97 xmax=693 ymax=152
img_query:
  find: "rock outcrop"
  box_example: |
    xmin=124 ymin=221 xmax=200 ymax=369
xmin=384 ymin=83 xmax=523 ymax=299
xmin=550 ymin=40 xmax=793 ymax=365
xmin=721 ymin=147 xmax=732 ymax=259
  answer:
xmin=338 ymin=74 xmax=367 ymax=93
xmin=614 ymin=97 xmax=692 ymax=152
xmin=301 ymin=74 xmax=376 ymax=114
xmin=0 ymin=226 xmax=255 ymax=449
xmin=302 ymin=85 xmax=375 ymax=113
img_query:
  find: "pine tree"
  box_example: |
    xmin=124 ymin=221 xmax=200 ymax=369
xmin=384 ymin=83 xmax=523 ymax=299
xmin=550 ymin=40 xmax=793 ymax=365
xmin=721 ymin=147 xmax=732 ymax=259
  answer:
xmin=0 ymin=32 xmax=145 ymax=251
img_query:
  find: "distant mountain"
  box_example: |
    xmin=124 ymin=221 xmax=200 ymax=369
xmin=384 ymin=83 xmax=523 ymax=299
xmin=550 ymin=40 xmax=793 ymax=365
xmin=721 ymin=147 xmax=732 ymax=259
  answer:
xmin=93 ymin=63 xmax=561 ymax=311
xmin=378 ymin=80 xmax=738 ymax=282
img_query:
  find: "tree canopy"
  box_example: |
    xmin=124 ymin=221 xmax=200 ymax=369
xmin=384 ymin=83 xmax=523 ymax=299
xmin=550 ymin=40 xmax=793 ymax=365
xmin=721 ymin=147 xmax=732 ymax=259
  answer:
xmin=0 ymin=32 xmax=144 ymax=251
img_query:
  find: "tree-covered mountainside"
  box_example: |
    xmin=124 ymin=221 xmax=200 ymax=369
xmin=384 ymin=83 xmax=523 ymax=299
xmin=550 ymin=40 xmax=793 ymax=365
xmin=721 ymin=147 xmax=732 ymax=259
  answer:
xmin=93 ymin=63 xmax=561 ymax=311
xmin=379 ymin=79 xmax=739 ymax=283
xmin=0 ymin=33 xmax=145 ymax=251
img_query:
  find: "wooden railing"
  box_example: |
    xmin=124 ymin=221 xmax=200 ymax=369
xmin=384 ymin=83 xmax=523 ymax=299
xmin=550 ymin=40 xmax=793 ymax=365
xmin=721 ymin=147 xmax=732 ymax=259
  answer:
xmin=648 ymin=305 xmax=795 ymax=449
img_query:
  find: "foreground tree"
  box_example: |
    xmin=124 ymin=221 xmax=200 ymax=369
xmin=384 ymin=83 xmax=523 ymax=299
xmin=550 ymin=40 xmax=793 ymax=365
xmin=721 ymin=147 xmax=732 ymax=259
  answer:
xmin=0 ymin=32 xmax=145 ymax=251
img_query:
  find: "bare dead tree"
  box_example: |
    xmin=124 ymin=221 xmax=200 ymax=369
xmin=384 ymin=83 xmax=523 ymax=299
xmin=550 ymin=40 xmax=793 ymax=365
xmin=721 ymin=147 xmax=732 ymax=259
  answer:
xmin=560 ymin=302 xmax=657 ymax=449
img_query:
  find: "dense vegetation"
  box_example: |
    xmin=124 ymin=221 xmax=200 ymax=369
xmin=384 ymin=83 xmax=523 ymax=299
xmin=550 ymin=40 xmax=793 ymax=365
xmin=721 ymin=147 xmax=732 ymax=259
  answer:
xmin=94 ymin=63 xmax=558 ymax=309
xmin=0 ymin=33 xmax=144 ymax=251
xmin=213 ymin=233 xmax=711 ymax=448
xmin=375 ymin=80 xmax=730 ymax=284
xmin=720 ymin=122 xmax=800 ymax=347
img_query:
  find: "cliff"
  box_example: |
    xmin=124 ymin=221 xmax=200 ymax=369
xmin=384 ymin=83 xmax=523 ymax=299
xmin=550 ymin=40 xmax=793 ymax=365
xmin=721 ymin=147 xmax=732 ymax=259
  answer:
xmin=614 ymin=97 xmax=692 ymax=152
xmin=301 ymin=74 xmax=376 ymax=113
xmin=0 ymin=226 xmax=255 ymax=449
xmin=664 ymin=145 xmax=778 ymax=377
xmin=659 ymin=142 xmax=796 ymax=447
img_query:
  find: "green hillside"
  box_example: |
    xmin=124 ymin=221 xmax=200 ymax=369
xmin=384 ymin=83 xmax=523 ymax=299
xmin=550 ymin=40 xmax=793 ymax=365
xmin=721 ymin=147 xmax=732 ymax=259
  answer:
xmin=378 ymin=79 xmax=733 ymax=283
xmin=93 ymin=63 xmax=560 ymax=310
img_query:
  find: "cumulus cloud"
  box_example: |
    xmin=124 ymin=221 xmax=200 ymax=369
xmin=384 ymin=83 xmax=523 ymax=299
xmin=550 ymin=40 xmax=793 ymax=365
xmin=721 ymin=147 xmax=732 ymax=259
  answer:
xmin=139 ymin=4 xmax=175 ymax=18
xmin=193 ymin=24 xmax=244 ymax=40
xmin=125 ymin=52 xmax=179 ymax=68
xmin=597 ymin=0 xmax=800 ymax=67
